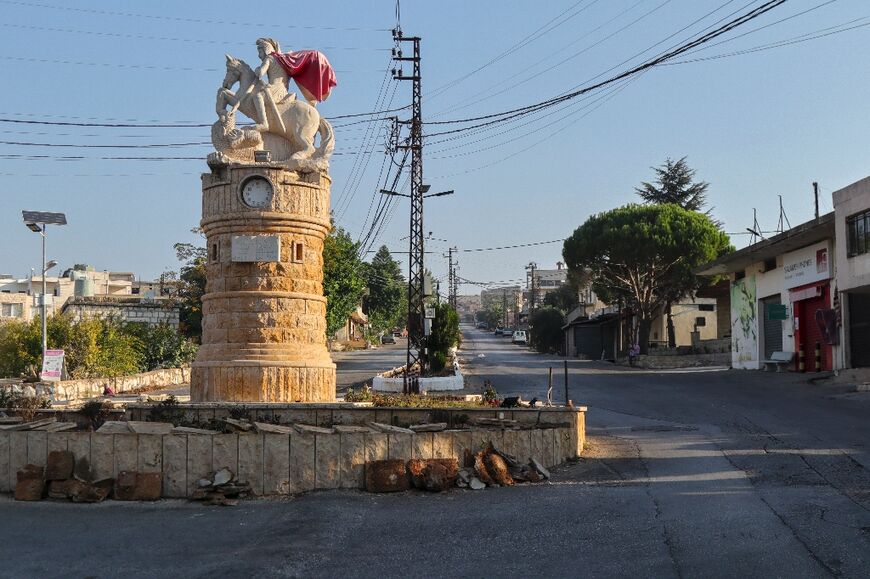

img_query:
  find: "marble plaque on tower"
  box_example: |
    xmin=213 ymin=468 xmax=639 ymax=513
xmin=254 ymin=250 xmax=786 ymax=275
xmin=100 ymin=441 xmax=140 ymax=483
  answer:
xmin=231 ymin=235 xmax=281 ymax=262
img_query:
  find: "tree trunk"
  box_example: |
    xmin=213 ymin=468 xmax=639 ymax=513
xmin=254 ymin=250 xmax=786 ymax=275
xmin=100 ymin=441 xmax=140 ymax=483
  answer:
xmin=638 ymin=317 xmax=652 ymax=355
xmin=666 ymin=301 xmax=676 ymax=348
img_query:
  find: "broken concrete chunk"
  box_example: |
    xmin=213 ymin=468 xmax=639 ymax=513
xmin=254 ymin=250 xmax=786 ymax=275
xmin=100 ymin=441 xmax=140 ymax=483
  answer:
xmin=4 ymin=418 xmax=56 ymax=431
xmin=69 ymin=479 xmax=113 ymax=503
xmin=96 ymin=421 xmax=131 ymax=434
xmin=530 ymin=458 xmax=550 ymax=480
xmin=171 ymin=426 xmax=220 ymax=435
xmin=292 ymin=423 xmax=335 ymax=435
xmin=369 ymin=422 xmax=415 ymax=434
xmin=223 ymin=418 xmax=253 ymax=432
xmin=128 ymin=421 xmax=173 ymax=435
xmin=46 ymin=450 xmax=75 ymax=481
xmin=409 ymin=423 xmax=447 ymax=433
xmin=74 ymin=457 xmax=95 ymax=483
xmin=473 ymin=452 xmax=494 ymax=486
xmin=114 ymin=471 xmax=161 ymax=501
xmin=365 ymin=459 xmax=409 ymax=493
xmin=469 ymin=477 xmax=486 ymax=490
xmin=485 ymin=453 xmax=514 ymax=486
xmin=15 ymin=478 xmax=45 ymax=501
xmin=212 ymin=468 xmax=234 ymax=486
xmin=197 ymin=478 xmax=213 ymax=489
xmin=333 ymin=425 xmax=373 ymax=433
xmin=253 ymin=422 xmax=294 ymax=434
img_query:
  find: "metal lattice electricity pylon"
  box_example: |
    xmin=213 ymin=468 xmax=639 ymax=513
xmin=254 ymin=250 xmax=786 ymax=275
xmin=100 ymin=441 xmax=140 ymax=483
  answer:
xmin=393 ymin=30 xmax=424 ymax=394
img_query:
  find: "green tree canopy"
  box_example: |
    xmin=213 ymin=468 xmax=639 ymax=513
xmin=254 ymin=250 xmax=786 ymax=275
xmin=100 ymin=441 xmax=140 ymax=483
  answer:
xmin=168 ymin=242 xmax=207 ymax=342
xmin=364 ymin=246 xmax=406 ymax=335
xmin=542 ymin=284 xmax=580 ymax=314
xmin=529 ymin=307 xmax=564 ymax=354
xmin=635 ymin=157 xmax=709 ymax=212
xmin=425 ymin=302 xmax=460 ymax=372
xmin=323 ymin=226 xmax=366 ymax=338
xmin=562 ymin=204 xmax=730 ymax=353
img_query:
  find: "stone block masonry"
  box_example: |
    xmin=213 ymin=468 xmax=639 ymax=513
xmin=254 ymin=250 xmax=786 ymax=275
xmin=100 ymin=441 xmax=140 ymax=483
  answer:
xmin=191 ymin=165 xmax=335 ymax=402
xmin=0 ymin=409 xmax=584 ymax=498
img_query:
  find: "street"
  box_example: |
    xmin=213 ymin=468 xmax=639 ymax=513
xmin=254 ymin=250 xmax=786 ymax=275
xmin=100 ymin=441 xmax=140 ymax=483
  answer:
xmin=2 ymin=326 xmax=870 ymax=578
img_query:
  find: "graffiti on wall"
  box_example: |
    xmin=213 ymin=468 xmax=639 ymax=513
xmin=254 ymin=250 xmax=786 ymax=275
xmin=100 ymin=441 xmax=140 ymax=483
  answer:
xmin=731 ymin=275 xmax=758 ymax=363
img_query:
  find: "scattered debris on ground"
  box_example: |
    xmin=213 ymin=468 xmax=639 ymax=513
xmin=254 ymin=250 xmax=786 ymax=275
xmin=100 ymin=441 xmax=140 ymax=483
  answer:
xmin=364 ymin=443 xmax=551 ymax=494
xmin=190 ymin=468 xmax=251 ymax=506
xmin=13 ymin=450 xmax=162 ymax=503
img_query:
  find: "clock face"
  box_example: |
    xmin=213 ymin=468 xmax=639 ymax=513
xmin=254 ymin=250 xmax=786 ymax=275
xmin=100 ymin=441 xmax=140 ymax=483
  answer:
xmin=241 ymin=177 xmax=273 ymax=209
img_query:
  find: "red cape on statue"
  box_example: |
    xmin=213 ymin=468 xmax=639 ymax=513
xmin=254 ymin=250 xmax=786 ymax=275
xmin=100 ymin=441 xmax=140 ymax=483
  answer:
xmin=270 ymin=50 xmax=337 ymax=102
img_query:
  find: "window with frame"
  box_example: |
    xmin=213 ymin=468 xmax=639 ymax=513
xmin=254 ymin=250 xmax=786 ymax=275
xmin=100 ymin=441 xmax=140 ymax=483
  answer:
xmin=847 ymin=209 xmax=870 ymax=257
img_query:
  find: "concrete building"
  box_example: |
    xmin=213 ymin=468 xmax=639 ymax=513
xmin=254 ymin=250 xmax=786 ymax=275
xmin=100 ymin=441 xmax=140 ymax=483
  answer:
xmin=833 ymin=176 xmax=870 ymax=368
xmin=698 ymin=213 xmax=837 ymax=371
xmin=0 ymin=265 xmax=177 ymax=327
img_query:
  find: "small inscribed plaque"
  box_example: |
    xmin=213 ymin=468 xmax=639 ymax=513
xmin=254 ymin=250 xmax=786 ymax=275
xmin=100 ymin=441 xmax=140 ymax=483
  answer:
xmin=231 ymin=235 xmax=281 ymax=262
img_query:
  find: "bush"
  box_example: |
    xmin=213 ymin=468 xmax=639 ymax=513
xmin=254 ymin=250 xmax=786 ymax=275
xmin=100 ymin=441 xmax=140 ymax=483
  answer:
xmin=430 ymin=351 xmax=447 ymax=373
xmin=0 ymin=314 xmax=197 ymax=380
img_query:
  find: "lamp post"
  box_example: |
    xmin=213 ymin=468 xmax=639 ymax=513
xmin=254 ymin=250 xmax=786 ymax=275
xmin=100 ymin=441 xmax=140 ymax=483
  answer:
xmin=22 ymin=211 xmax=67 ymax=373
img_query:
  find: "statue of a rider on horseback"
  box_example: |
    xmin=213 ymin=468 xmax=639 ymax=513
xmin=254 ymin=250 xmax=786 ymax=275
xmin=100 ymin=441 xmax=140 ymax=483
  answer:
xmin=211 ymin=38 xmax=336 ymax=170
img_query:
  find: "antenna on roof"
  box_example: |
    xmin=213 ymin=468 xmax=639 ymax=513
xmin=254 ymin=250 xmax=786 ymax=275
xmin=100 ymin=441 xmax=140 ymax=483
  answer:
xmin=776 ymin=195 xmax=791 ymax=233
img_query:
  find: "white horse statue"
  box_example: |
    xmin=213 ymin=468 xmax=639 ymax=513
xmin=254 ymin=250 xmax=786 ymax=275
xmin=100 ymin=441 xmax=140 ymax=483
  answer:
xmin=212 ymin=53 xmax=334 ymax=170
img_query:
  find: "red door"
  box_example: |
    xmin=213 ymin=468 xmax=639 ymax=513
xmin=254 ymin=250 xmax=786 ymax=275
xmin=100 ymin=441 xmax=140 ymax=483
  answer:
xmin=793 ymin=283 xmax=832 ymax=372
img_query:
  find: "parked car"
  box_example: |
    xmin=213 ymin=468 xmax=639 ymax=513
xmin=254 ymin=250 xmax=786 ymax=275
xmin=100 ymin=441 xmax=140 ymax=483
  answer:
xmin=494 ymin=327 xmax=504 ymax=335
xmin=511 ymin=330 xmax=528 ymax=345
xmin=381 ymin=334 xmax=396 ymax=344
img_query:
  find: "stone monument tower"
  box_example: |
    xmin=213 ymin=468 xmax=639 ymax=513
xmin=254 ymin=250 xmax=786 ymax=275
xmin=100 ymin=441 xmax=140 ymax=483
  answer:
xmin=190 ymin=39 xmax=338 ymax=402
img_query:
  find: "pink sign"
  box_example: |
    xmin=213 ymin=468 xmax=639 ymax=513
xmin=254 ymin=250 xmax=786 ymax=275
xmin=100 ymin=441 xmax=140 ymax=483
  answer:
xmin=41 ymin=349 xmax=64 ymax=382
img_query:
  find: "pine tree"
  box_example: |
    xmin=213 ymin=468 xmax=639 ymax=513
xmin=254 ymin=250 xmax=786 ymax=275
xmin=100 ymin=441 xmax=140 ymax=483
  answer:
xmin=635 ymin=157 xmax=709 ymax=211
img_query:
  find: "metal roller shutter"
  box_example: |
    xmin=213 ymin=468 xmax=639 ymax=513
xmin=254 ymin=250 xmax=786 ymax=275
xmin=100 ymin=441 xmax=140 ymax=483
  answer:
xmin=849 ymin=293 xmax=870 ymax=367
xmin=762 ymin=296 xmax=783 ymax=359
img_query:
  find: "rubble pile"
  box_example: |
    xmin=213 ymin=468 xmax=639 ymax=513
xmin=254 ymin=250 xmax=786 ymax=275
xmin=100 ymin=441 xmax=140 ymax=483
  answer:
xmin=13 ymin=450 xmax=161 ymax=503
xmin=457 ymin=443 xmax=550 ymax=490
xmin=190 ymin=468 xmax=252 ymax=506
xmin=0 ymin=416 xmax=77 ymax=432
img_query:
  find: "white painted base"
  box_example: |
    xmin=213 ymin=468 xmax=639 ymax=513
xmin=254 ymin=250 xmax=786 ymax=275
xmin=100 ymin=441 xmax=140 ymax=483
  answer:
xmin=372 ymin=356 xmax=464 ymax=392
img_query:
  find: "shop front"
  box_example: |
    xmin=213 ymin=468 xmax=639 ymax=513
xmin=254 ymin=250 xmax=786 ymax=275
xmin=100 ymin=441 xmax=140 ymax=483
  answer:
xmin=784 ymin=241 xmax=835 ymax=372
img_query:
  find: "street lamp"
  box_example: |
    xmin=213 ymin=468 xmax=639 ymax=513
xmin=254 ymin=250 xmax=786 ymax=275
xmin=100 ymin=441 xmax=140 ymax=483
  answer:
xmin=22 ymin=210 xmax=67 ymax=373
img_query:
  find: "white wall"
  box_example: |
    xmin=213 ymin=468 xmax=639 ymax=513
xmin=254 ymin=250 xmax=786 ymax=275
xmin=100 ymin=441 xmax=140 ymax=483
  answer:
xmin=833 ymin=176 xmax=870 ymax=292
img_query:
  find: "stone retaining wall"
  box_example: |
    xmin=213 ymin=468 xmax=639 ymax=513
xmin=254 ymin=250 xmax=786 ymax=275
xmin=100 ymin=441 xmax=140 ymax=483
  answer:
xmin=1 ymin=421 xmax=582 ymax=497
xmin=49 ymin=368 xmax=190 ymax=402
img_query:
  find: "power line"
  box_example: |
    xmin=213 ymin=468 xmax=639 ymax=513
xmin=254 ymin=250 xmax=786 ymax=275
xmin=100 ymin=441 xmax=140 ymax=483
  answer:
xmin=0 ymin=23 xmax=393 ymax=51
xmin=0 ymin=0 xmax=391 ymax=31
xmin=420 ymin=0 xmax=787 ymax=137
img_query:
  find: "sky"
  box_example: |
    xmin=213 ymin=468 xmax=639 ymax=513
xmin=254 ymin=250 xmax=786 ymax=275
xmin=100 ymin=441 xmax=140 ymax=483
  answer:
xmin=1 ymin=0 xmax=869 ymax=295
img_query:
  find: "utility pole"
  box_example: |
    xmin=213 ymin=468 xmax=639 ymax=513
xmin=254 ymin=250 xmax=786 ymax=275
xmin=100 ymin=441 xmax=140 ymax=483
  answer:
xmin=502 ymin=289 xmax=508 ymax=328
xmin=813 ymin=181 xmax=820 ymax=220
xmin=526 ymin=262 xmax=537 ymax=313
xmin=447 ymin=246 xmax=457 ymax=310
xmin=393 ymin=28 xmax=424 ymax=394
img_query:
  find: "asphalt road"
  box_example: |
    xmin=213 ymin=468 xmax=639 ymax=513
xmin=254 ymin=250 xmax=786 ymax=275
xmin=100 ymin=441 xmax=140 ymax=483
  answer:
xmin=3 ymin=325 xmax=870 ymax=578
xmin=331 ymin=338 xmax=408 ymax=394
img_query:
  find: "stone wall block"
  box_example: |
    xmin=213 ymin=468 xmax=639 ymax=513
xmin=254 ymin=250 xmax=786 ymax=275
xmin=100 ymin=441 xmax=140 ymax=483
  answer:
xmin=162 ymin=434 xmax=188 ymax=498
xmin=113 ymin=434 xmax=138 ymax=476
xmin=412 ymin=432 xmax=433 ymax=460
xmin=9 ymin=433 xmax=28 ymax=492
xmin=332 ymin=409 xmax=376 ymax=426
xmin=289 ymin=432 xmax=315 ymax=494
xmin=530 ymin=429 xmax=544 ymax=465
xmin=263 ymin=434 xmax=291 ymax=495
xmin=238 ymin=434 xmax=264 ymax=496
xmin=66 ymin=433 xmax=91 ymax=474
xmin=365 ymin=432 xmax=388 ymax=464
xmin=137 ymin=434 xmax=163 ymax=473
xmin=26 ymin=432 xmax=47 ymax=467
xmin=501 ymin=430 xmax=520 ymax=459
xmin=339 ymin=432 xmax=366 ymax=489
xmin=451 ymin=430 xmax=473 ymax=467
xmin=90 ymin=434 xmax=114 ymax=481
xmin=432 ymin=432 xmax=454 ymax=459
xmin=212 ymin=435 xmax=239 ymax=475
xmin=388 ymin=433 xmax=413 ymax=460
xmin=515 ymin=429 xmax=532 ymax=463
xmin=315 ymin=433 xmax=340 ymax=489
xmin=46 ymin=433 xmax=69 ymax=454
xmin=0 ymin=434 xmax=10 ymax=492
xmin=187 ymin=434 xmax=213 ymax=496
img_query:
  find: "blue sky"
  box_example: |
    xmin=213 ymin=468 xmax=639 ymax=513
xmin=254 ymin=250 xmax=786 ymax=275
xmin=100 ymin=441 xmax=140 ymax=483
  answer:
xmin=1 ymin=0 xmax=868 ymax=293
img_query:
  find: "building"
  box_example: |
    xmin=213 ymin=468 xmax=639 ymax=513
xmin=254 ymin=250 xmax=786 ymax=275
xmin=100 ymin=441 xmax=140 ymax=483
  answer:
xmin=454 ymin=294 xmax=482 ymax=323
xmin=833 ymin=176 xmax=870 ymax=368
xmin=527 ymin=262 xmax=569 ymax=307
xmin=481 ymin=286 xmax=523 ymax=328
xmin=0 ymin=264 xmax=178 ymax=327
xmin=698 ymin=212 xmax=836 ymax=371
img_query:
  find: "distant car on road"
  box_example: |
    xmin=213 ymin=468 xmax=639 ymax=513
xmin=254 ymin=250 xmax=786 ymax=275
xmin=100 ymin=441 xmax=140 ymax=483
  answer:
xmin=381 ymin=334 xmax=396 ymax=345
xmin=511 ymin=330 xmax=528 ymax=345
